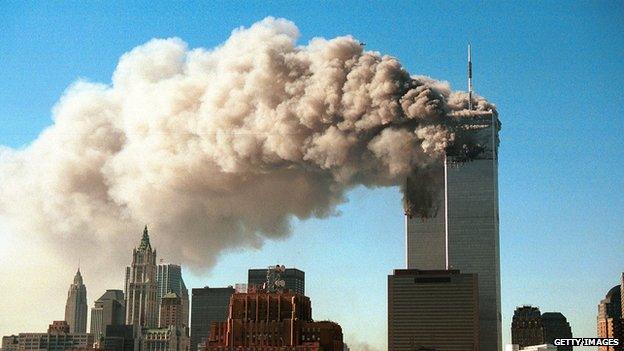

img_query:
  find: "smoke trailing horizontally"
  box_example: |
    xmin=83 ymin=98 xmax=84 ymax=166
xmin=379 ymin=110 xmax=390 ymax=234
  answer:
xmin=0 ymin=17 xmax=496 ymax=269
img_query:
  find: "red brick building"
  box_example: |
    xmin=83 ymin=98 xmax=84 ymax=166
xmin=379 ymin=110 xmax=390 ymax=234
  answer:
xmin=205 ymin=289 xmax=342 ymax=351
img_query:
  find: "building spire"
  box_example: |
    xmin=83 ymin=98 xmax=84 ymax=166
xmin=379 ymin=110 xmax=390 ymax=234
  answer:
xmin=468 ymin=43 xmax=473 ymax=111
xmin=73 ymin=267 xmax=83 ymax=285
xmin=139 ymin=225 xmax=151 ymax=250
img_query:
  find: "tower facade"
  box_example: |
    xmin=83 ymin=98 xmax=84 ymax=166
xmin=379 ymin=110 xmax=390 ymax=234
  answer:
xmin=597 ymin=285 xmax=623 ymax=351
xmin=388 ymin=269 xmax=479 ymax=351
xmin=125 ymin=226 xmax=158 ymax=327
xmin=159 ymin=292 xmax=184 ymax=328
xmin=64 ymin=269 xmax=88 ymax=333
xmin=90 ymin=289 xmax=125 ymax=338
xmin=190 ymin=287 xmax=235 ymax=351
xmin=406 ymin=110 xmax=501 ymax=351
xmin=156 ymin=264 xmax=189 ymax=327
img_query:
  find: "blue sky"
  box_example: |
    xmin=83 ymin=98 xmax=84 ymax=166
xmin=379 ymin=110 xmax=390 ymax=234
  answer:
xmin=1 ymin=1 xmax=623 ymax=348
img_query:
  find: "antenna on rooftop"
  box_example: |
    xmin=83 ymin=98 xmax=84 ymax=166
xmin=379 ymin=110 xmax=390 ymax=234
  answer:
xmin=468 ymin=43 xmax=473 ymax=111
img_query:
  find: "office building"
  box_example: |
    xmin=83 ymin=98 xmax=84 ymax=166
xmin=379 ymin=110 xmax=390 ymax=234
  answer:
xmin=141 ymin=326 xmax=189 ymax=351
xmin=248 ymin=266 xmax=305 ymax=294
xmin=190 ymin=287 xmax=235 ymax=351
xmin=10 ymin=321 xmax=94 ymax=351
xmin=125 ymin=226 xmax=159 ymax=327
xmin=405 ymin=107 xmax=501 ymax=350
xmin=388 ymin=269 xmax=479 ymax=351
xmin=90 ymin=290 xmax=125 ymax=338
xmin=103 ymin=325 xmax=134 ymax=351
xmin=597 ymin=285 xmax=623 ymax=351
xmin=205 ymin=288 xmax=343 ymax=351
xmin=46 ymin=321 xmax=94 ymax=351
xmin=511 ymin=306 xmax=572 ymax=351
xmin=64 ymin=269 xmax=88 ymax=333
xmin=156 ymin=264 xmax=189 ymax=327
xmin=541 ymin=313 xmax=572 ymax=351
xmin=511 ymin=306 xmax=544 ymax=348
xmin=159 ymin=292 xmax=184 ymax=328
xmin=1 ymin=335 xmax=19 ymax=351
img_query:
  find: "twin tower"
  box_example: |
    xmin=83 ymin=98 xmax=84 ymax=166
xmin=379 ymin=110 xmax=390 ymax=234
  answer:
xmin=391 ymin=107 xmax=502 ymax=351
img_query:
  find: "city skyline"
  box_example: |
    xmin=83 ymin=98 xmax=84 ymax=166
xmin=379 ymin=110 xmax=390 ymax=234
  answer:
xmin=1 ymin=2 xmax=623 ymax=351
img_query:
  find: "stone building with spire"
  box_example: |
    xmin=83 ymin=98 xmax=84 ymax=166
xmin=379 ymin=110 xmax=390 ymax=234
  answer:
xmin=125 ymin=226 xmax=159 ymax=328
xmin=65 ymin=269 xmax=88 ymax=333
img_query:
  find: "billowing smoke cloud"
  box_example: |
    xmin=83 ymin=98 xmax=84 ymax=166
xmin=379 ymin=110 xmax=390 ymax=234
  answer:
xmin=0 ymin=17 xmax=496 ymax=273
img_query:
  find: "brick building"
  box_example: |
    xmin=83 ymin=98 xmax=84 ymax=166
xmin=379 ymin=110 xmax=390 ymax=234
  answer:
xmin=205 ymin=289 xmax=342 ymax=351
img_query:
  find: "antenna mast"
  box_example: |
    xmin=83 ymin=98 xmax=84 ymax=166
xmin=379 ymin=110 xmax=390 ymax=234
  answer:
xmin=468 ymin=43 xmax=473 ymax=111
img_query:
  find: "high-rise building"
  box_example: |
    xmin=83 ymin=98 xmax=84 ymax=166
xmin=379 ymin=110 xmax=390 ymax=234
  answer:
xmin=511 ymin=306 xmax=544 ymax=349
xmin=159 ymin=292 xmax=184 ymax=328
xmin=190 ymin=287 xmax=235 ymax=351
xmin=387 ymin=269 xmax=479 ymax=351
xmin=90 ymin=290 xmax=125 ymax=338
xmin=248 ymin=266 xmax=305 ymax=295
xmin=597 ymin=285 xmax=623 ymax=351
xmin=125 ymin=226 xmax=159 ymax=327
xmin=205 ymin=289 xmax=343 ymax=351
xmin=156 ymin=264 xmax=189 ymax=327
xmin=405 ymin=109 xmax=501 ymax=351
xmin=511 ymin=306 xmax=572 ymax=351
xmin=541 ymin=313 xmax=572 ymax=351
xmin=64 ymin=269 xmax=88 ymax=333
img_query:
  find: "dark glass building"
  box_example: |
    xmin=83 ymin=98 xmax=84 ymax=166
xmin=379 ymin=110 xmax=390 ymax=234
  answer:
xmin=511 ymin=306 xmax=544 ymax=348
xmin=90 ymin=289 xmax=125 ymax=339
xmin=190 ymin=286 xmax=235 ymax=351
xmin=542 ymin=313 xmax=572 ymax=351
xmin=512 ymin=306 xmax=573 ymax=351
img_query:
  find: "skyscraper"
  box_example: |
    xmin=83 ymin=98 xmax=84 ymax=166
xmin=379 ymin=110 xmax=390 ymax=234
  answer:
xmin=190 ymin=287 xmax=234 ymax=351
xmin=248 ymin=266 xmax=305 ymax=295
xmin=90 ymin=290 xmax=125 ymax=338
xmin=597 ymin=285 xmax=623 ymax=351
xmin=405 ymin=109 xmax=501 ymax=351
xmin=156 ymin=263 xmax=189 ymax=327
xmin=125 ymin=226 xmax=158 ymax=327
xmin=64 ymin=269 xmax=88 ymax=333
xmin=388 ymin=269 xmax=479 ymax=351
xmin=511 ymin=306 xmax=573 ymax=351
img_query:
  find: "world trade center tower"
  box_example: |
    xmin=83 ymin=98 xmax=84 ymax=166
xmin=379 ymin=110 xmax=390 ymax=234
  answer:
xmin=405 ymin=109 xmax=501 ymax=351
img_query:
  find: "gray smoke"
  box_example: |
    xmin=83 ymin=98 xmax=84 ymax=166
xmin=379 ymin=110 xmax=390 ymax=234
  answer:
xmin=0 ymin=17 xmax=496 ymax=271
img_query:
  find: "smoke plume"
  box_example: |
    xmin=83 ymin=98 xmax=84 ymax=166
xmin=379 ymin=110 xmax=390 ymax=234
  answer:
xmin=0 ymin=17 xmax=496 ymax=272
